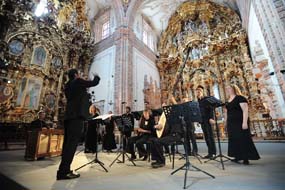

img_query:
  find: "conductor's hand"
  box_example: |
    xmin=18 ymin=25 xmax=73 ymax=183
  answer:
xmin=209 ymin=119 xmax=215 ymax=125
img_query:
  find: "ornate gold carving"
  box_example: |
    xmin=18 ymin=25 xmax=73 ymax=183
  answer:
xmin=157 ymin=0 xmax=265 ymax=119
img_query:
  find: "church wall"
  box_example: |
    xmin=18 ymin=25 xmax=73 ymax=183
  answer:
xmin=132 ymin=47 xmax=161 ymax=111
xmin=248 ymin=4 xmax=285 ymax=118
xmin=89 ymin=46 xmax=116 ymax=114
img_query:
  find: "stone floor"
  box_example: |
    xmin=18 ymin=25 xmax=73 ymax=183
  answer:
xmin=0 ymin=142 xmax=284 ymax=190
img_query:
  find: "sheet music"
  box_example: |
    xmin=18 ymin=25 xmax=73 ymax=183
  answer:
xmin=94 ymin=114 xmax=114 ymax=120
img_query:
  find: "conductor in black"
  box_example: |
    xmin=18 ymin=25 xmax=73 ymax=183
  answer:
xmin=57 ymin=69 xmax=100 ymax=180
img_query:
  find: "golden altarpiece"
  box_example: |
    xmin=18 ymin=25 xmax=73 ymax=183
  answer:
xmin=0 ymin=0 xmax=94 ymax=125
xmin=0 ymin=0 xmax=95 ymax=153
xmin=156 ymin=1 xmax=266 ymax=136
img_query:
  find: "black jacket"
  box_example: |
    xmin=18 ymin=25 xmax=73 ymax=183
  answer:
xmin=64 ymin=76 xmax=100 ymax=120
xmin=198 ymin=96 xmax=214 ymax=123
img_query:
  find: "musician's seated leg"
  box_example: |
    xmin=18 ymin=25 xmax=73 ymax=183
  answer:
xmin=135 ymin=135 xmax=149 ymax=160
xmin=150 ymin=138 xmax=165 ymax=168
xmin=151 ymin=134 xmax=182 ymax=168
xmin=126 ymin=136 xmax=140 ymax=160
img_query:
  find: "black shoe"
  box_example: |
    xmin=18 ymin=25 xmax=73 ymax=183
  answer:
xmin=203 ymin=154 xmax=214 ymax=159
xmin=243 ymin=160 xmax=249 ymax=165
xmin=129 ymin=155 xmax=136 ymax=161
xmin=57 ymin=171 xmax=80 ymax=180
xmin=231 ymin=158 xmax=240 ymax=163
xmin=142 ymin=155 xmax=148 ymax=161
xmin=192 ymin=151 xmax=198 ymax=156
xmin=84 ymin=149 xmax=92 ymax=153
xmin=151 ymin=161 xmax=158 ymax=166
xmin=152 ymin=162 xmax=165 ymax=168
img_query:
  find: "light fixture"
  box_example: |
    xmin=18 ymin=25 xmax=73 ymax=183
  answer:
xmin=34 ymin=0 xmax=48 ymax=17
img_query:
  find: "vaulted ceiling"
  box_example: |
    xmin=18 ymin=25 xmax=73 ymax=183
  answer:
xmin=139 ymin=0 xmax=239 ymax=33
xmin=85 ymin=0 xmax=242 ymax=33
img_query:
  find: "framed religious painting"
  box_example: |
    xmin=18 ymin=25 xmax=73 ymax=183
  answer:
xmin=51 ymin=57 xmax=62 ymax=69
xmin=31 ymin=46 xmax=47 ymax=67
xmin=8 ymin=40 xmax=25 ymax=56
xmin=0 ymin=80 xmax=14 ymax=105
xmin=16 ymin=76 xmax=43 ymax=110
xmin=45 ymin=93 xmax=56 ymax=110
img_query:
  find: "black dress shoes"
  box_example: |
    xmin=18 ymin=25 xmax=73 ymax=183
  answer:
xmin=231 ymin=158 xmax=240 ymax=163
xmin=129 ymin=155 xmax=137 ymax=161
xmin=142 ymin=155 xmax=148 ymax=161
xmin=243 ymin=160 xmax=249 ymax=165
xmin=152 ymin=162 xmax=165 ymax=168
xmin=57 ymin=171 xmax=80 ymax=180
xmin=203 ymin=154 xmax=214 ymax=159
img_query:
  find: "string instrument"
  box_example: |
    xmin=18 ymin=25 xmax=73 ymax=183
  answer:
xmin=156 ymin=48 xmax=191 ymax=138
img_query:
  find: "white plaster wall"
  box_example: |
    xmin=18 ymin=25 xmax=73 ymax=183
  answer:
xmin=89 ymin=46 xmax=116 ymax=114
xmin=248 ymin=4 xmax=285 ymax=118
xmin=133 ymin=48 xmax=160 ymax=111
xmin=110 ymin=8 xmax=116 ymax=34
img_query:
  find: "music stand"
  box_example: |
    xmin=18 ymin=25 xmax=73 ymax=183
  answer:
xmin=109 ymin=115 xmax=136 ymax=167
xmin=75 ymin=116 xmax=108 ymax=173
xmin=203 ymin=96 xmax=231 ymax=170
xmin=163 ymin=102 xmax=215 ymax=189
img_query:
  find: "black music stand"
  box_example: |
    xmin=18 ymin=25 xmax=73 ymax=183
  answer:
xmin=163 ymin=102 xmax=215 ymax=189
xmin=109 ymin=115 xmax=136 ymax=167
xmin=75 ymin=117 xmax=108 ymax=173
xmin=203 ymin=96 xmax=231 ymax=170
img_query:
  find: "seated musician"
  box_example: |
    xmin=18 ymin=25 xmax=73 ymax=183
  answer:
xmin=150 ymin=97 xmax=183 ymax=168
xmin=30 ymin=110 xmax=49 ymax=130
xmin=126 ymin=109 xmax=156 ymax=161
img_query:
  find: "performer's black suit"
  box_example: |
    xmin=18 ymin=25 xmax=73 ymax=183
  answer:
xmin=198 ymin=97 xmax=216 ymax=156
xmin=57 ymin=76 xmax=100 ymax=176
xmin=121 ymin=113 xmax=134 ymax=150
xmin=185 ymin=120 xmax=198 ymax=154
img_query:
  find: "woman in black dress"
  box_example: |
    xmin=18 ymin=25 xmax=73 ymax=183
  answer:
xmin=84 ymin=105 xmax=100 ymax=153
xmin=103 ymin=111 xmax=117 ymax=152
xmin=224 ymin=84 xmax=260 ymax=165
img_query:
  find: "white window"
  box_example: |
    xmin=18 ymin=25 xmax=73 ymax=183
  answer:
xmin=34 ymin=0 xmax=48 ymax=17
xmin=102 ymin=21 xmax=110 ymax=39
xmin=149 ymin=35 xmax=154 ymax=51
xmin=142 ymin=19 xmax=155 ymax=51
xmin=143 ymin=30 xmax=148 ymax=45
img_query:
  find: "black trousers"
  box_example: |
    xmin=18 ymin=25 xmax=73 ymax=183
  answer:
xmin=201 ymin=122 xmax=216 ymax=155
xmin=151 ymin=134 xmax=181 ymax=163
xmin=185 ymin=123 xmax=198 ymax=154
xmin=123 ymin=131 xmax=132 ymax=150
xmin=126 ymin=134 xmax=151 ymax=157
xmin=58 ymin=119 xmax=84 ymax=175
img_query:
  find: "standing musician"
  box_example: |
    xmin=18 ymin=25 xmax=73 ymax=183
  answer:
xmin=103 ymin=111 xmax=117 ymax=152
xmin=84 ymin=105 xmax=100 ymax=153
xmin=122 ymin=106 xmax=135 ymax=150
xmin=126 ymin=109 xmax=155 ymax=161
xmin=195 ymin=85 xmax=216 ymax=159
